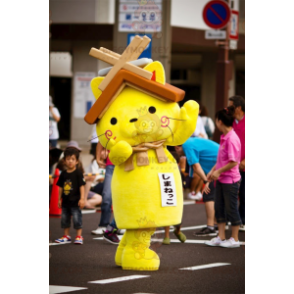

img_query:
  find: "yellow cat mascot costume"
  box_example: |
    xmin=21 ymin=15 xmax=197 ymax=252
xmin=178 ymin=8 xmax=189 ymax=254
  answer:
xmin=84 ymin=36 xmax=199 ymax=271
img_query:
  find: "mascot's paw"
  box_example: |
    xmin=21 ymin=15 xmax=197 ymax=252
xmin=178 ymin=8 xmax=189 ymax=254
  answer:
xmin=181 ymin=100 xmax=199 ymax=121
xmin=109 ymin=140 xmax=133 ymax=165
xmin=121 ymin=247 xmax=160 ymax=271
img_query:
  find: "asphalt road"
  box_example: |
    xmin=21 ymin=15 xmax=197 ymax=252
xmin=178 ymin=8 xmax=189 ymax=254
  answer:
xmin=49 ymin=202 xmax=245 ymax=294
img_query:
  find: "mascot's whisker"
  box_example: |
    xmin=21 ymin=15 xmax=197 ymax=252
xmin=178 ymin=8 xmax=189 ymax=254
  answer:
xmin=167 ymin=125 xmax=174 ymax=142
xmin=87 ymin=133 xmax=107 ymax=142
xmin=166 ymin=117 xmax=186 ymax=121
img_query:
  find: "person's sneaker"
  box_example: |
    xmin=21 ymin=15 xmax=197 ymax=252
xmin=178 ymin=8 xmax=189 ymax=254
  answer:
xmin=103 ymin=229 xmax=120 ymax=245
xmin=205 ymin=236 xmax=226 ymax=247
xmin=74 ymin=236 xmax=83 ymax=245
xmin=162 ymin=237 xmax=170 ymax=245
xmin=173 ymin=230 xmax=186 ymax=243
xmin=219 ymin=237 xmax=240 ymax=248
xmin=91 ymin=226 xmax=106 ymax=235
xmin=194 ymin=227 xmax=217 ymax=237
xmin=195 ymin=191 xmax=203 ymax=201
xmin=116 ymin=229 xmax=126 ymax=235
xmin=239 ymin=225 xmax=245 ymax=231
xmin=55 ymin=235 xmax=71 ymax=243
xmin=187 ymin=191 xmax=197 ymax=200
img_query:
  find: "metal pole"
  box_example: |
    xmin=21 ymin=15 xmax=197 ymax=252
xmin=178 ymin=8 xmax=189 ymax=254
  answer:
xmin=49 ymin=10 xmax=52 ymax=95
xmin=213 ymin=0 xmax=233 ymax=143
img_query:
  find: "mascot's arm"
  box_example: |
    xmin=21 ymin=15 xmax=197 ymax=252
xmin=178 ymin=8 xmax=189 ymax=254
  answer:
xmin=167 ymin=100 xmax=199 ymax=146
xmin=108 ymin=139 xmax=133 ymax=166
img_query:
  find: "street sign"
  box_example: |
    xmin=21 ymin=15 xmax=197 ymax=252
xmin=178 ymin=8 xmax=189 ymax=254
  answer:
xmin=229 ymin=10 xmax=239 ymax=40
xmin=202 ymin=0 xmax=231 ymax=29
xmin=205 ymin=30 xmax=226 ymax=39
xmin=229 ymin=40 xmax=238 ymax=50
xmin=127 ymin=33 xmax=152 ymax=58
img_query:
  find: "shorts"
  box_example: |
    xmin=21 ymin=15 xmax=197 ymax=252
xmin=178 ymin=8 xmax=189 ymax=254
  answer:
xmin=87 ymin=191 xmax=96 ymax=199
xmin=61 ymin=207 xmax=82 ymax=229
xmin=203 ymin=181 xmax=216 ymax=203
xmin=215 ymin=180 xmax=242 ymax=226
xmin=182 ymin=176 xmax=192 ymax=189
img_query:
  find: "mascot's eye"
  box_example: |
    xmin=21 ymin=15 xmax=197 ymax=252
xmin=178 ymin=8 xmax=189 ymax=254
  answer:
xmin=110 ymin=118 xmax=117 ymax=125
xmin=149 ymin=106 xmax=156 ymax=114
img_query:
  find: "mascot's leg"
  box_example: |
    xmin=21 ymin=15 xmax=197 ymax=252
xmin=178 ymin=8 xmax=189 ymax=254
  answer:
xmin=121 ymin=228 xmax=160 ymax=271
xmin=115 ymin=231 xmax=127 ymax=266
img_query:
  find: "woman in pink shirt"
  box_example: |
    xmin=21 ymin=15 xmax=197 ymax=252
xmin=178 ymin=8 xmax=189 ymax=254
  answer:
xmin=204 ymin=106 xmax=242 ymax=248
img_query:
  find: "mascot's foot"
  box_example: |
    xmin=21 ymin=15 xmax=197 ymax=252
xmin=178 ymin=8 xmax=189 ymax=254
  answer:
xmin=115 ymin=232 xmax=127 ymax=266
xmin=121 ymin=247 xmax=160 ymax=271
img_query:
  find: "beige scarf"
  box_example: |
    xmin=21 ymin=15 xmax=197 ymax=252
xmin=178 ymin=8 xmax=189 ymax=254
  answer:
xmin=124 ymin=139 xmax=168 ymax=171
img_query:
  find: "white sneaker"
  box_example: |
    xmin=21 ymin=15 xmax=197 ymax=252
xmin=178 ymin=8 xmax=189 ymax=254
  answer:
xmin=91 ymin=227 xmax=106 ymax=235
xmin=195 ymin=191 xmax=203 ymax=201
xmin=205 ymin=236 xmax=226 ymax=247
xmin=187 ymin=191 xmax=197 ymax=200
xmin=220 ymin=237 xmax=240 ymax=248
xmin=239 ymin=225 xmax=245 ymax=231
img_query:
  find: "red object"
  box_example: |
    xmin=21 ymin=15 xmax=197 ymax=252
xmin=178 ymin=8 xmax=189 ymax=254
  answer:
xmin=49 ymin=168 xmax=62 ymax=216
xmin=229 ymin=10 xmax=239 ymax=40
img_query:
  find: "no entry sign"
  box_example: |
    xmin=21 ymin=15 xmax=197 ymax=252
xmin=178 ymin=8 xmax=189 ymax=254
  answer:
xmin=203 ymin=0 xmax=231 ymax=30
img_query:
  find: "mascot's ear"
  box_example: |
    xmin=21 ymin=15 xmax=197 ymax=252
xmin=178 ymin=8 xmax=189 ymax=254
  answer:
xmin=143 ymin=61 xmax=165 ymax=85
xmin=90 ymin=77 xmax=104 ymax=100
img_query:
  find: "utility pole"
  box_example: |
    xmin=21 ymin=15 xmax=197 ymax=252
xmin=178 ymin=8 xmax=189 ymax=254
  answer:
xmin=49 ymin=10 xmax=52 ymax=95
xmin=213 ymin=0 xmax=234 ymax=143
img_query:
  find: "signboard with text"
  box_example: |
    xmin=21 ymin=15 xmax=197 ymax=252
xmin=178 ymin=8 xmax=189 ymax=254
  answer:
xmin=118 ymin=0 xmax=162 ymax=33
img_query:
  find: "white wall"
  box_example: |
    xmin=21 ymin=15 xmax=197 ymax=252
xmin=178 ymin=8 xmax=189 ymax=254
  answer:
xmin=50 ymin=0 xmax=115 ymax=24
xmin=171 ymin=0 xmax=240 ymax=30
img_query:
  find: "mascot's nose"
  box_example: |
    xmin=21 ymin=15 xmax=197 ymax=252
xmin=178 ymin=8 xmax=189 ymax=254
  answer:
xmin=130 ymin=118 xmax=138 ymax=123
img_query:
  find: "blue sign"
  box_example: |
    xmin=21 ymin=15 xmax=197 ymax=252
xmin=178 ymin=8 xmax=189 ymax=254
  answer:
xmin=127 ymin=34 xmax=152 ymax=59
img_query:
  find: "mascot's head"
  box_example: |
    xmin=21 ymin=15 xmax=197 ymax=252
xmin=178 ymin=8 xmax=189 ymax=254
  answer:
xmin=91 ymin=61 xmax=183 ymax=149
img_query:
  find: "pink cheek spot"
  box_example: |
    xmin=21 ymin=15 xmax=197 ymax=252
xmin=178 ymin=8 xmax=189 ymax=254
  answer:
xmin=113 ymin=137 xmax=117 ymax=140
xmin=161 ymin=116 xmax=170 ymax=128
xmin=105 ymin=130 xmax=113 ymax=140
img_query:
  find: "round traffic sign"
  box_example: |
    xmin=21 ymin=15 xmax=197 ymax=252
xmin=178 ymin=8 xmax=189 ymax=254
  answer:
xmin=203 ymin=0 xmax=231 ymax=29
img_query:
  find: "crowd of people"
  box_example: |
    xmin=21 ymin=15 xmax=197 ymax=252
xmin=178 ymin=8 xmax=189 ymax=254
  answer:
xmin=49 ymin=95 xmax=245 ymax=249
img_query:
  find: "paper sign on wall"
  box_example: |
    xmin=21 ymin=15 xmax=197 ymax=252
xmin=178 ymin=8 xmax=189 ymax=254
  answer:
xmin=118 ymin=0 xmax=162 ymax=32
xmin=74 ymin=72 xmax=96 ymax=118
xmin=158 ymin=173 xmax=177 ymax=207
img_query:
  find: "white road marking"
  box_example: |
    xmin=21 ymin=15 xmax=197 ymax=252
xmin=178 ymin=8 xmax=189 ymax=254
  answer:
xmin=93 ymin=236 xmax=244 ymax=245
xmin=81 ymin=209 xmax=96 ymax=214
xmin=155 ymin=225 xmax=207 ymax=234
xmin=180 ymin=262 xmax=231 ymax=271
xmin=49 ymin=285 xmax=87 ymax=293
xmin=183 ymin=200 xmax=196 ymax=205
xmin=88 ymin=275 xmax=150 ymax=284
xmin=49 ymin=242 xmax=71 ymax=246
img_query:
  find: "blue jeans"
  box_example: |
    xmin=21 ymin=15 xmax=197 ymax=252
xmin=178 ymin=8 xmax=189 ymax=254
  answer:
xmin=106 ymin=218 xmax=118 ymax=231
xmin=215 ymin=180 xmax=242 ymax=226
xmin=239 ymin=172 xmax=245 ymax=225
xmin=61 ymin=207 xmax=82 ymax=229
xmin=99 ymin=165 xmax=115 ymax=227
